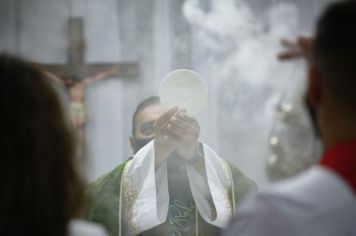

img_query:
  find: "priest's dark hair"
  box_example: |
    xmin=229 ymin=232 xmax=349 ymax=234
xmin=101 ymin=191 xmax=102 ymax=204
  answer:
xmin=314 ymin=0 xmax=356 ymax=117
xmin=132 ymin=96 xmax=160 ymax=135
xmin=0 ymin=54 xmax=84 ymax=236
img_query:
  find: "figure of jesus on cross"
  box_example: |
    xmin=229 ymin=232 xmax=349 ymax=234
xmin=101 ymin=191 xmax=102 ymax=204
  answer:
xmin=38 ymin=17 xmax=138 ymax=159
xmin=40 ymin=17 xmax=138 ymax=132
xmin=45 ymin=68 xmax=118 ymax=130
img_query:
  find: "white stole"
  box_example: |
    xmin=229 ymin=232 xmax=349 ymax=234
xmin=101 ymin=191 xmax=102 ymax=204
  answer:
xmin=121 ymin=141 xmax=234 ymax=235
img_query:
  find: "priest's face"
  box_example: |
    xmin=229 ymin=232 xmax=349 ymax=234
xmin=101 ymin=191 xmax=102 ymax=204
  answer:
xmin=130 ymin=103 xmax=166 ymax=154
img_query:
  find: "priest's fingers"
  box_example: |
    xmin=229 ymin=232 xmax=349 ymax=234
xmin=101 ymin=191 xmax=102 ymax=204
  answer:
xmin=166 ymin=123 xmax=197 ymax=144
xmin=169 ymin=117 xmax=199 ymax=136
xmin=155 ymin=106 xmax=179 ymax=129
xmin=159 ymin=127 xmax=181 ymax=145
xmin=158 ymin=108 xmax=196 ymax=132
xmin=167 ymin=122 xmax=194 ymax=139
xmin=177 ymin=112 xmax=198 ymax=125
xmin=159 ymin=122 xmax=180 ymax=141
xmin=169 ymin=109 xmax=199 ymax=125
xmin=174 ymin=114 xmax=200 ymax=133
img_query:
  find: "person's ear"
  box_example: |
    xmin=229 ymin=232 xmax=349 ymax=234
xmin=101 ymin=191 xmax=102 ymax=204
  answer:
xmin=129 ymin=136 xmax=135 ymax=154
xmin=307 ymin=64 xmax=323 ymax=108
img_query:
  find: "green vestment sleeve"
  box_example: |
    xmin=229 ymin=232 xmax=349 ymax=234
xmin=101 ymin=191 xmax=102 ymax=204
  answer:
xmin=226 ymin=161 xmax=257 ymax=210
xmin=86 ymin=162 xmax=127 ymax=236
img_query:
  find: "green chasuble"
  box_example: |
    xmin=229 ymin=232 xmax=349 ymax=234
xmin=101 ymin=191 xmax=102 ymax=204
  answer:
xmin=86 ymin=157 xmax=256 ymax=236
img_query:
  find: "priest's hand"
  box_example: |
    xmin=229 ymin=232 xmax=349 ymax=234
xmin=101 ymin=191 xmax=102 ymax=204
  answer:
xmin=154 ymin=106 xmax=179 ymax=167
xmin=166 ymin=110 xmax=200 ymax=161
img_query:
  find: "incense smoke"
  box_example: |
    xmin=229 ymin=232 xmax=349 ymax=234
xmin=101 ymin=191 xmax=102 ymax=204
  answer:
xmin=183 ymin=0 xmax=320 ymax=183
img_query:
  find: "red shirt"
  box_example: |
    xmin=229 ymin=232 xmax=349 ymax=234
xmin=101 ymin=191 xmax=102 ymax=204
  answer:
xmin=320 ymin=140 xmax=356 ymax=194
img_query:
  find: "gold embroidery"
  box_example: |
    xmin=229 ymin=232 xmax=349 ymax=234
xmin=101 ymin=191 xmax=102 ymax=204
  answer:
xmin=169 ymin=200 xmax=192 ymax=236
xmin=122 ymin=163 xmax=140 ymax=235
xmin=218 ymin=159 xmax=235 ymax=215
xmin=219 ymin=158 xmax=232 ymax=184
xmin=224 ymin=188 xmax=233 ymax=214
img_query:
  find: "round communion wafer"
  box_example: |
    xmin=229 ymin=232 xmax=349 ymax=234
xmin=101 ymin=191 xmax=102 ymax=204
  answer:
xmin=159 ymin=69 xmax=208 ymax=115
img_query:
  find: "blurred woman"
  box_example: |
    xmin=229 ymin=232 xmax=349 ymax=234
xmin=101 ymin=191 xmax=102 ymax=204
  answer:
xmin=0 ymin=54 xmax=106 ymax=236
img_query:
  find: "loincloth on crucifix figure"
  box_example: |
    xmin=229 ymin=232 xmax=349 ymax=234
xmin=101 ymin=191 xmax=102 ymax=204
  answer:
xmin=69 ymin=101 xmax=87 ymax=129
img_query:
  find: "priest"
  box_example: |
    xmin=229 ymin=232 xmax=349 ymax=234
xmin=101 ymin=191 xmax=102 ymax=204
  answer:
xmin=86 ymin=96 xmax=256 ymax=236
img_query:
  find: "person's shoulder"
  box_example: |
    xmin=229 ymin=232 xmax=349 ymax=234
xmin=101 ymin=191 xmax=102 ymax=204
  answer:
xmin=225 ymin=172 xmax=315 ymax=236
xmin=227 ymin=170 xmax=309 ymax=232
xmin=225 ymin=189 xmax=298 ymax=236
xmin=68 ymin=219 xmax=107 ymax=236
xmin=253 ymin=167 xmax=324 ymax=208
xmin=201 ymin=143 xmax=249 ymax=177
xmin=225 ymin=160 xmax=258 ymax=189
xmin=226 ymin=167 xmax=356 ymax=236
xmin=87 ymin=161 xmax=129 ymax=201
xmin=224 ymin=160 xmax=246 ymax=175
xmin=201 ymin=143 xmax=257 ymax=189
xmin=89 ymin=162 xmax=128 ymax=189
xmin=265 ymin=166 xmax=353 ymax=205
xmin=243 ymin=166 xmax=354 ymax=220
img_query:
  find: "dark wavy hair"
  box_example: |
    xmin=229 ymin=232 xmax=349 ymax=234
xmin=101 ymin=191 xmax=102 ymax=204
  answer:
xmin=0 ymin=54 xmax=84 ymax=236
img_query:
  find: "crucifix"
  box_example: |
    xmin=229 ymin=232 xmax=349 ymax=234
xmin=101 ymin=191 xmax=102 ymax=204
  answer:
xmin=40 ymin=18 xmax=139 ymax=132
xmin=38 ymin=17 xmax=139 ymax=159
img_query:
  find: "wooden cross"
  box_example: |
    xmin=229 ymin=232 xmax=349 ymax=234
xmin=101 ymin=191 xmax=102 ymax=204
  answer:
xmin=37 ymin=17 xmax=139 ymax=159
xmin=41 ymin=17 xmax=138 ymax=80
xmin=39 ymin=17 xmax=139 ymax=130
